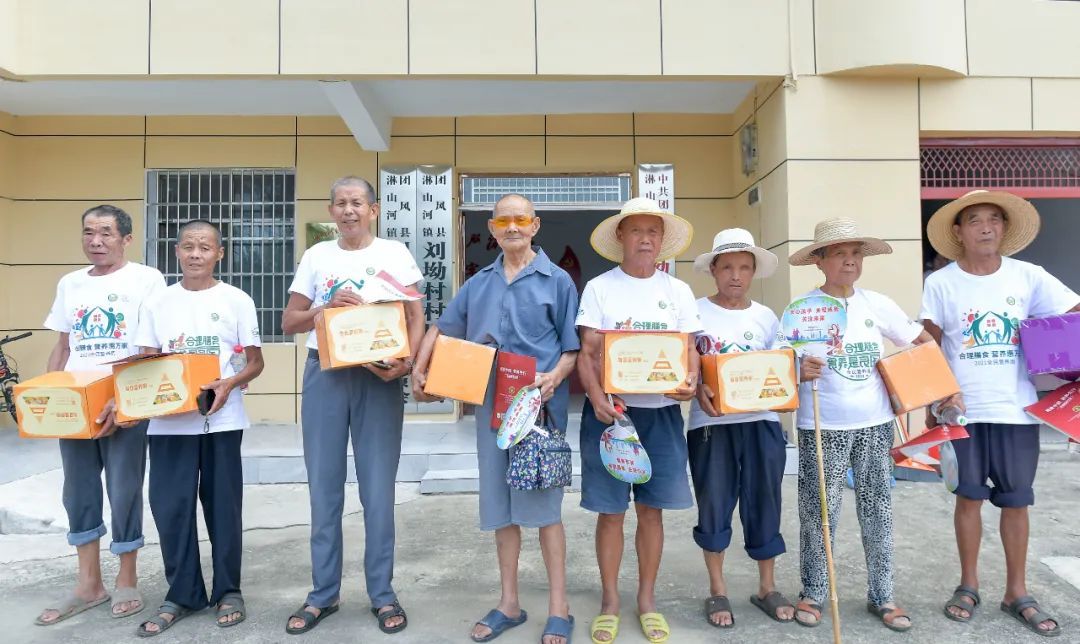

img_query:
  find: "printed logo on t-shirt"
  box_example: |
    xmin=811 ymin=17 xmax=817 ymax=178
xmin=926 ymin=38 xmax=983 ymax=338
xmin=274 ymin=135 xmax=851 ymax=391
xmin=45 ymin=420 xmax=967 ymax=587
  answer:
xmin=696 ymin=334 xmax=751 ymax=355
xmin=826 ymin=340 xmax=881 ymax=382
xmin=70 ymin=304 xmax=130 ymax=359
xmin=366 ymin=267 xmax=376 ymax=276
xmin=615 ymin=317 xmax=669 ymax=331
xmin=322 ymin=276 xmax=365 ymax=304
xmin=210 ymin=312 xmax=220 ymax=322
xmin=658 ymin=300 xmax=667 ymax=310
xmin=107 ymin=293 xmax=118 ymax=302
xmin=167 ymin=333 xmax=222 ymax=356
xmin=864 ymin=319 xmax=874 ymax=328
xmin=958 ymin=305 xmax=1020 ymax=367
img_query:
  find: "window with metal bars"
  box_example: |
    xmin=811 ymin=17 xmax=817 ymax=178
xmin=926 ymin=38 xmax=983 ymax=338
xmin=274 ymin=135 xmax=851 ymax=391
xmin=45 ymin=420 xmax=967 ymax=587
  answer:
xmin=145 ymin=169 xmax=296 ymax=341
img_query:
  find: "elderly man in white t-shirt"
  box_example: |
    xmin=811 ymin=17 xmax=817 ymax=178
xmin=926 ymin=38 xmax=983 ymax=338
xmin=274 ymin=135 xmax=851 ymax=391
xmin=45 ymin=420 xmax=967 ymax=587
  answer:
xmin=576 ymin=197 xmax=701 ymax=644
xmin=36 ymin=205 xmax=166 ymax=626
xmin=282 ymin=176 xmax=425 ymax=637
xmin=922 ymin=191 xmax=1078 ymax=638
xmin=788 ymin=218 xmax=937 ymax=633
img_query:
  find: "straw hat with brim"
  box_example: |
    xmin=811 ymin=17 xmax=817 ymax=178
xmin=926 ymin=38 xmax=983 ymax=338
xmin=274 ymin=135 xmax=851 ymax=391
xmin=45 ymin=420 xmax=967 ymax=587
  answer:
xmin=693 ymin=228 xmax=778 ymax=278
xmin=788 ymin=218 xmax=893 ymax=266
xmin=926 ymin=190 xmax=1040 ymax=261
xmin=590 ymin=197 xmax=694 ymax=263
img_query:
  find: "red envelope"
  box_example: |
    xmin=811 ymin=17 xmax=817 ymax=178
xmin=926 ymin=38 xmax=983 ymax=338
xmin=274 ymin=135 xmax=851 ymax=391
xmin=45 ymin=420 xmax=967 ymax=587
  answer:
xmin=1025 ymin=382 xmax=1080 ymax=441
xmin=491 ymin=351 xmax=537 ymax=429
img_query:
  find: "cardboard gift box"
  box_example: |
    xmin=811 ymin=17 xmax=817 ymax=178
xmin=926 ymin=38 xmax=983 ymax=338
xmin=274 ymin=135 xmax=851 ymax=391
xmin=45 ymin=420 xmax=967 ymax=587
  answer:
xmin=112 ymin=353 xmax=220 ymax=422
xmin=877 ymin=342 xmax=961 ymax=414
xmin=13 ymin=371 xmax=114 ymax=439
xmin=700 ymin=349 xmax=799 ymax=414
xmin=1019 ymin=313 xmax=1080 ymax=376
xmin=602 ymin=331 xmax=689 ymax=395
xmin=424 ymin=336 xmax=496 ymax=405
xmin=314 ymin=301 xmax=411 ymax=370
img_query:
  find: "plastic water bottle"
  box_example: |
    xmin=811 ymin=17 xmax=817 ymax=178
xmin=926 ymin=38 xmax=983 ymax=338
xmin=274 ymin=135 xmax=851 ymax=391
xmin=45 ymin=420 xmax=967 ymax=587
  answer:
xmin=931 ymin=400 xmax=967 ymax=426
xmin=229 ymin=345 xmax=248 ymax=391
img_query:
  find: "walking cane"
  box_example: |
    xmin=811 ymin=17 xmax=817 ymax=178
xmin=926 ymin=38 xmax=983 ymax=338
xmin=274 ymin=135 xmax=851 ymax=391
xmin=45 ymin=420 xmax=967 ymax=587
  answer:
xmin=812 ymin=377 xmax=843 ymax=644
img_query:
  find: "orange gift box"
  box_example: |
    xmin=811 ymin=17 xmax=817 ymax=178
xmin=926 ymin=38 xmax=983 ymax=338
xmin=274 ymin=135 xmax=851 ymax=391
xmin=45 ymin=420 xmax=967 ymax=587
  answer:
xmin=602 ymin=331 xmax=689 ymax=395
xmin=877 ymin=342 xmax=960 ymax=414
xmin=112 ymin=353 xmax=221 ymax=422
xmin=314 ymin=302 xmax=411 ymax=370
xmin=13 ymin=371 xmax=114 ymax=439
xmin=424 ymin=336 xmax=496 ymax=405
xmin=701 ymin=349 xmax=799 ymax=414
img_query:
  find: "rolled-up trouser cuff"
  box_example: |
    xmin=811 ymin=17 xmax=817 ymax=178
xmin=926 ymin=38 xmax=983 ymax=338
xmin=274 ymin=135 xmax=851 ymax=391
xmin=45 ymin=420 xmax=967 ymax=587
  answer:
xmin=990 ymin=487 xmax=1034 ymax=508
xmin=110 ymin=535 xmax=145 ymax=555
xmin=67 ymin=523 xmax=107 ymax=547
xmin=693 ymin=526 xmax=733 ymax=554
xmin=746 ymin=533 xmax=786 ymax=561
xmin=953 ymin=481 xmax=992 ymax=502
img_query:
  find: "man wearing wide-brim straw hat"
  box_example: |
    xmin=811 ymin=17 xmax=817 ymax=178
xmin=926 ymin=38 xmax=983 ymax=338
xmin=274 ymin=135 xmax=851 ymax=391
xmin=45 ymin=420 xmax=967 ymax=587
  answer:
xmin=788 ymin=217 xmax=937 ymax=633
xmin=922 ymin=190 xmax=1078 ymax=638
xmin=575 ymin=197 xmax=702 ymax=643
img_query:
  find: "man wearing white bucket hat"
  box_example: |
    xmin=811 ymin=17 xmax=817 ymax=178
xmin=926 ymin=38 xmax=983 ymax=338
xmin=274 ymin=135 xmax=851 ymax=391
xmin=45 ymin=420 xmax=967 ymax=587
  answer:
xmin=788 ymin=218 xmax=936 ymax=633
xmin=575 ymin=197 xmax=701 ymax=643
xmin=922 ymin=190 xmax=1078 ymax=638
xmin=687 ymin=228 xmax=796 ymax=629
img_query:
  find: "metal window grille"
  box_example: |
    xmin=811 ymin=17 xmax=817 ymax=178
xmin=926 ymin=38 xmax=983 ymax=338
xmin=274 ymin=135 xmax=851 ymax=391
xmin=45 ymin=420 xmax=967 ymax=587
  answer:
xmin=920 ymin=141 xmax=1080 ymax=198
xmin=461 ymin=174 xmax=632 ymax=209
xmin=145 ymin=169 xmax=296 ymax=341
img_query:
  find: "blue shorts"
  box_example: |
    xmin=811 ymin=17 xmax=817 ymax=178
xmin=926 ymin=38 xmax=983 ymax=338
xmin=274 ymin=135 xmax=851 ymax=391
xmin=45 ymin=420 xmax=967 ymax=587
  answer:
xmin=579 ymin=399 xmax=693 ymax=514
xmin=687 ymin=420 xmax=787 ymax=559
xmin=952 ymin=422 xmax=1040 ymax=508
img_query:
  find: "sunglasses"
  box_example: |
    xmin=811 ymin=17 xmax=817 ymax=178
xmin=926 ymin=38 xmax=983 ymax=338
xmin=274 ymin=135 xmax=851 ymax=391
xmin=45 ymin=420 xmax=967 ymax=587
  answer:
xmin=490 ymin=215 xmax=536 ymax=229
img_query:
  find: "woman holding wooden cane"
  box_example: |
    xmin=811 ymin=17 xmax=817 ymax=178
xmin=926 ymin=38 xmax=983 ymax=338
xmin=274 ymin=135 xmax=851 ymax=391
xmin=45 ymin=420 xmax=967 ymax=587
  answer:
xmin=789 ymin=218 xmax=935 ymax=633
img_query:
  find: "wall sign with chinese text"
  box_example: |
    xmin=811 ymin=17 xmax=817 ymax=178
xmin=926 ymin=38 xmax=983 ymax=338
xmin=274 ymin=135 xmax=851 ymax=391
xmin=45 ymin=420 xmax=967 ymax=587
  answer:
xmin=638 ymin=163 xmax=675 ymax=274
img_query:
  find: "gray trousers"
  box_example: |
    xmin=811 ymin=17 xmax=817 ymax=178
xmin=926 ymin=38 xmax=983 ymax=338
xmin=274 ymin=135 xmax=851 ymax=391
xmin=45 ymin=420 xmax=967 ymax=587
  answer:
xmin=797 ymin=423 xmax=896 ymax=606
xmin=59 ymin=421 xmax=148 ymax=554
xmin=301 ymin=350 xmax=403 ymax=609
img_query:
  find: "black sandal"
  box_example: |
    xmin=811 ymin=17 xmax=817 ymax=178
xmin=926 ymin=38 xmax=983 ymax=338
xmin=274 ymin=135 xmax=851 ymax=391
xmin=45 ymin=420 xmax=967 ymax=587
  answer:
xmin=136 ymin=601 xmax=195 ymax=638
xmin=372 ymin=600 xmax=408 ymax=634
xmin=216 ymin=593 xmax=246 ymax=628
xmin=704 ymin=595 xmax=734 ymax=629
xmin=285 ymin=603 xmax=339 ymax=635
xmin=944 ymin=585 xmax=980 ymax=623
xmin=751 ymin=591 xmax=795 ymax=623
xmin=1001 ymin=595 xmax=1061 ymax=638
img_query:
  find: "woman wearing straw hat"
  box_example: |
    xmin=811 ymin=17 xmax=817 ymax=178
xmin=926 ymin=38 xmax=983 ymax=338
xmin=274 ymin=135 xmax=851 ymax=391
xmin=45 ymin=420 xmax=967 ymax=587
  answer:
xmin=688 ymin=228 xmax=796 ymax=629
xmin=575 ymin=197 xmax=701 ymax=644
xmin=922 ymin=190 xmax=1078 ymax=638
xmin=788 ymin=218 xmax=936 ymax=633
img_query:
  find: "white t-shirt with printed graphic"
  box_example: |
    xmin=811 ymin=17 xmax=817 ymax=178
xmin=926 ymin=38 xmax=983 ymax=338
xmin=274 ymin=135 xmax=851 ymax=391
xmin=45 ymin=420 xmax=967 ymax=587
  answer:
xmin=289 ymin=238 xmax=423 ymax=350
xmin=135 ymin=282 xmax=262 ymax=435
xmin=795 ymin=288 xmax=923 ymax=431
xmin=689 ymin=299 xmax=782 ymax=429
xmin=576 ymin=267 xmax=703 ymax=409
xmin=44 ymin=262 xmax=167 ymax=372
xmin=921 ymin=258 xmax=1079 ymax=424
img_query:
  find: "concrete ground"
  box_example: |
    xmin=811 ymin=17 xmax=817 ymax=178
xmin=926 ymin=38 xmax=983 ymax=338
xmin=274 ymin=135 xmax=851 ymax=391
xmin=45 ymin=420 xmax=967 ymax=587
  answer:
xmin=2 ymin=450 xmax=1079 ymax=643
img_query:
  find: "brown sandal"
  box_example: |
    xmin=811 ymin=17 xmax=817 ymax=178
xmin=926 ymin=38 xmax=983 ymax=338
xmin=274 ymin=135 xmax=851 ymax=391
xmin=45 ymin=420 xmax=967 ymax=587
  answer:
xmin=867 ymin=603 xmax=913 ymax=632
xmin=795 ymin=599 xmax=822 ymax=628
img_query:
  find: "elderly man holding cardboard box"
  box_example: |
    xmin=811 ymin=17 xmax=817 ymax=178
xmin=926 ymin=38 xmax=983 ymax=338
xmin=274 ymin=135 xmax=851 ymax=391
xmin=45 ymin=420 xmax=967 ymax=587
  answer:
xmin=281 ymin=176 xmax=425 ymax=636
xmin=35 ymin=205 xmax=166 ymax=626
xmin=575 ymin=197 xmax=701 ymax=644
xmin=411 ymin=193 xmax=579 ymax=644
xmin=922 ymin=191 xmax=1079 ymax=638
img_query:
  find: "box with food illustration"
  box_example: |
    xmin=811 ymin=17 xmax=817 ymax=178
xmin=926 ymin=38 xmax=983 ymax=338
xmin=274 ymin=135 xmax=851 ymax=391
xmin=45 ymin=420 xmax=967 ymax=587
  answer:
xmin=314 ymin=301 xmax=411 ymax=370
xmin=601 ymin=331 xmax=690 ymax=395
xmin=111 ymin=353 xmax=220 ymax=422
xmin=700 ymin=349 xmax=799 ymax=414
xmin=13 ymin=371 xmax=114 ymax=439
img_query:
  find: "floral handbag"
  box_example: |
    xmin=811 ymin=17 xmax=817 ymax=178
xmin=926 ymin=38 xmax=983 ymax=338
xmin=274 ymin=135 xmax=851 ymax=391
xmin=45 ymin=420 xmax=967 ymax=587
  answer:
xmin=506 ymin=405 xmax=573 ymax=491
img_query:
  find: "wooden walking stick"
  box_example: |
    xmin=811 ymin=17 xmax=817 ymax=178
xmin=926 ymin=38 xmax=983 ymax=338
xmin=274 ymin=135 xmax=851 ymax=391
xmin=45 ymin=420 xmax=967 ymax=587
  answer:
xmin=812 ymin=378 xmax=843 ymax=644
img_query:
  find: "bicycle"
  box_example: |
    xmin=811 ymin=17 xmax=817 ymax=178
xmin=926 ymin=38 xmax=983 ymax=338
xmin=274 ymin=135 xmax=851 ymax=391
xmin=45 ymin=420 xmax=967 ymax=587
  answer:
xmin=0 ymin=331 xmax=32 ymax=423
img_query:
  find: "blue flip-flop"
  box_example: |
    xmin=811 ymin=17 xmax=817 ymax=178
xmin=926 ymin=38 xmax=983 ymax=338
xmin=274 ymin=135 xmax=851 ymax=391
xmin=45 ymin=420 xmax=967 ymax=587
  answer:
xmin=471 ymin=609 xmax=528 ymax=642
xmin=541 ymin=615 xmax=575 ymax=643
